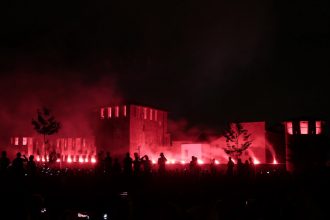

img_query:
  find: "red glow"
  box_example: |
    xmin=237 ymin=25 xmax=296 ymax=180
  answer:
xmin=181 ymin=160 xmax=186 ymax=164
xmin=42 ymin=157 xmax=45 ymax=162
xmin=85 ymin=158 xmax=89 ymax=163
xmin=143 ymin=107 xmax=147 ymax=119
xmin=150 ymin=109 xmax=153 ymax=120
xmin=22 ymin=137 xmax=27 ymax=146
xmin=36 ymin=156 xmax=40 ymax=162
xmin=155 ymin=110 xmax=158 ymax=121
xmin=100 ymin=108 xmax=105 ymax=119
xmin=287 ymin=122 xmax=293 ymax=134
xmin=123 ymin=105 xmax=127 ymax=117
xmin=107 ymin=107 xmax=112 ymax=118
xmin=171 ymin=159 xmax=176 ymax=164
xmin=14 ymin=137 xmax=19 ymax=145
xmin=115 ymin=106 xmax=119 ymax=117
xmin=56 ymin=158 xmax=61 ymax=163
xmin=273 ymin=158 xmax=278 ymax=164
xmin=316 ymin=121 xmax=322 ymax=134
xmin=300 ymin=121 xmax=308 ymax=134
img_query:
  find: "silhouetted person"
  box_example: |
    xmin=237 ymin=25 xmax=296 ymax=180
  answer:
xmin=123 ymin=153 xmax=133 ymax=176
xmin=189 ymin=156 xmax=198 ymax=175
xmin=243 ymin=160 xmax=250 ymax=178
xmin=133 ymin=152 xmax=141 ymax=175
xmin=141 ymin=155 xmax=152 ymax=174
xmin=210 ymin=158 xmax=217 ymax=176
xmin=236 ymin=158 xmax=244 ymax=177
xmin=112 ymin=158 xmax=121 ymax=175
xmin=104 ymin=152 xmax=112 ymax=174
xmin=158 ymin=152 xmax=167 ymax=174
xmin=11 ymin=152 xmax=27 ymax=177
xmin=226 ymin=157 xmax=234 ymax=177
xmin=27 ymin=155 xmax=37 ymax=176
xmin=248 ymin=157 xmax=256 ymax=178
xmin=96 ymin=152 xmax=105 ymax=175
xmin=0 ymin=151 xmax=10 ymax=173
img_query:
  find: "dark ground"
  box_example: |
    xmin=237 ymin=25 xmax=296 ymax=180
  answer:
xmin=0 ymin=165 xmax=329 ymax=220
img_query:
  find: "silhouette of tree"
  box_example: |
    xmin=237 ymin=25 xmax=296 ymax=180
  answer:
xmin=32 ymin=107 xmax=61 ymax=148
xmin=223 ymin=123 xmax=253 ymax=159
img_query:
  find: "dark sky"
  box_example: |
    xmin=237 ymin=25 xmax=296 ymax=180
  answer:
xmin=0 ymin=0 xmax=329 ymax=129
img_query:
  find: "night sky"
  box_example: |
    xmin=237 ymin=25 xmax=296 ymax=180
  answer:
xmin=0 ymin=0 xmax=329 ymax=130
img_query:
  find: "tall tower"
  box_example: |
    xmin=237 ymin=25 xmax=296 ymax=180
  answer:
xmin=95 ymin=104 xmax=170 ymax=158
xmin=285 ymin=119 xmax=327 ymax=173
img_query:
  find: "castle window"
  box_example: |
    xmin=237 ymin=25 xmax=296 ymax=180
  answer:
xmin=287 ymin=122 xmax=293 ymax=134
xmin=123 ymin=105 xmax=127 ymax=117
xmin=100 ymin=108 xmax=105 ymax=119
xmin=300 ymin=121 xmax=308 ymax=134
xmin=22 ymin=137 xmax=27 ymax=146
xmin=14 ymin=137 xmax=19 ymax=145
xmin=143 ymin=107 xmax=147 ymax=119
xmin=115 ymin=106 xmax=119 ymax=117
xmin=316 ymin=121 xmax=322 ymax=135
xmin=107 ymin=107 xmax=112 ymax=118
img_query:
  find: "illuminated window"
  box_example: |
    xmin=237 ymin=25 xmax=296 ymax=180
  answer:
xmin=123 ymin=105 xmax=127 ymax=117
xmin=300 ymin=121 xmax=308 ymax=134
xmin=287 ymin=122 xmax=293 ymax=134
xmin=143 ymin=107 xmax=147 ymax=119
xmin=155 ymin=110 xmax=157 ymax=121
xmin=150 ymin=109 xmax=153 ymax=120
xmin=14 ymin=137 xmax=19 ymax=145
xmin=316 ymin=121 xmax=322 ymax=134
xmin=107 ymin=107 xmax=112 ymax=118
xmin=22 ymin=137 xmax=27 ymax=146
xmin=115 ymin=106 xmax=119 ymax=117
xmin=100 ymin=108 xmax=105 ymax=119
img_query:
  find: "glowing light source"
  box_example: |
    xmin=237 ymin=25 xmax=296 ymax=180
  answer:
xmin=197 ymin=159 xmax=204 ymax=165
xmin=91 ymin=157 xmax=96 ymax=163
xmin=253 ymin=159 xmax=260 ymax=165
xmin=287 ymin=122 xmax=293 ymax=134
xmin=14 ymin=137 xmax=19 ymax=145
xmin=316 ymin=121 xmax=322 ymax=134
xmin=100 ymin=108 xmax=105 ymax=119
xmin=273 ymin=159 xmax=278 ymax=164
xmin=107 ymin=107 xmax=112 ymax=118
xmin=67 ymin=156 xmax=72 ymax=163
xmin=115 ymin=106 xmax=119 ymax=117
xmin=22 ymin=137 xmax=27 ymax=146
xmin=300 ymin=121 xmax=308 ymax=134
xmin=85 ymin=158 xmax=89 ymax=163
xmin=181 ymin=160 xmax=186 ymax=164
xmin=171 ymin=159 xmax=176 ymax=164
xmin=79 ymin=157 xmax=84 ymax=163
xmin=56 ymin=158 xmax=61 ymax=163
xmin=36 ymin=156 xmax=40 ymax=162
xmin=152 ymin=160 xmax=156 ymax=164
xmin=215 ymin=160 xmax=220 ymax=165
xmin=42 ymin=157 xmax=45 ymax=162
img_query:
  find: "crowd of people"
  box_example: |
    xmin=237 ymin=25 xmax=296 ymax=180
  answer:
xmin=0 ymin=150 xmax=269 ymax=179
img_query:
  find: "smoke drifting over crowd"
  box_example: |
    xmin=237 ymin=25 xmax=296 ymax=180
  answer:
xmin=0 ymin=72 xmax=122 ymax=142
